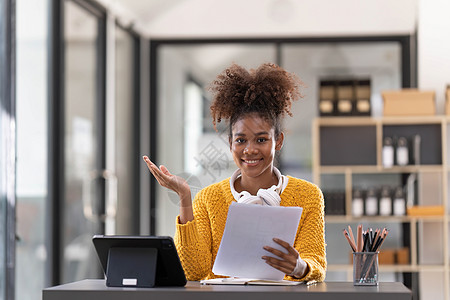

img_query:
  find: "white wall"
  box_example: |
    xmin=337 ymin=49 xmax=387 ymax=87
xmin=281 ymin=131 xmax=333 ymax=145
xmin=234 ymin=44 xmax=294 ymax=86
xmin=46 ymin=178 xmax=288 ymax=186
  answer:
xmin=418 ymin=0 xmax=450 ymax=114
xmin=143 ymin=0 xmax=416 ymax=38
xmin=416 ymin=1 xmax=450 ymax=298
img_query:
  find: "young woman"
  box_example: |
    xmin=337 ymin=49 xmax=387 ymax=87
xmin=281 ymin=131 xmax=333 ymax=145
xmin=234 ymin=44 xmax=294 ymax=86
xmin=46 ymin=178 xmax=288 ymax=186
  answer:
xmin=143 ymin=63 xmax=326 ymax=282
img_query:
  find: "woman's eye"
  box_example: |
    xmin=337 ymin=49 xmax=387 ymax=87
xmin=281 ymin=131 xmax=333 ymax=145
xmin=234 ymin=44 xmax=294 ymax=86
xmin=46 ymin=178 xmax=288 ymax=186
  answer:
xmin=235 ymin=138 xmax=245 ymax=143
xmin=257 ymin=138 xmax=267 ymax=143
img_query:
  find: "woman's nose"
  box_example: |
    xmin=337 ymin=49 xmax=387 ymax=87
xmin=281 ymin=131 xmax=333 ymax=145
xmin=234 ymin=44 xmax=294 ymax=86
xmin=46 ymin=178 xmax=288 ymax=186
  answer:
xmin=243 ymin=143 xmax=258 ymax=155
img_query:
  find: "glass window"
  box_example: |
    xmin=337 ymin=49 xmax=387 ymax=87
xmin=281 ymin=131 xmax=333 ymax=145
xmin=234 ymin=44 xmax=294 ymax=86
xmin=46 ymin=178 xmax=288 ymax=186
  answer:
xmin=15 ymin=0 xmax=49 ymax=299
xmin=62 ymin=0 xmax=103 ymax=283
xmin=1 ymin=0 xmax=15 ymax=299
xmin=156 ymin=44 xmax=277 ymax=235
xmin=115 ymin=26 xmax=138 ymax=235
xmin=0 ymin=19 xmax=4 ymax=297
xmin=280 ymin=42 xmax=402 ymax=181
xmin=0 ymin=125 xmax=5 ymax=300
xmin=153 ymin=41 xmax=404 ymax=237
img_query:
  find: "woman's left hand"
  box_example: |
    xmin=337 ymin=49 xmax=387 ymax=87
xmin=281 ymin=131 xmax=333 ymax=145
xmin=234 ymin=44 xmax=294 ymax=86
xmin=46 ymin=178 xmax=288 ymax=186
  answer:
xmin=262 ymin=238 xmax=306 ymax=277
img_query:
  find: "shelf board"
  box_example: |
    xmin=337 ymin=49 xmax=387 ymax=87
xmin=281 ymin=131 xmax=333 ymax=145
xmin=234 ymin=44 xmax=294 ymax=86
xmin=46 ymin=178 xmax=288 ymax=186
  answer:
xmin=319 ymin=165 xmax=443 ymax=174
xmin=316 ymin=117 xmax=377 ymax=126
xmin=316 ymin=116 xmax=445 ymax=126
xmin=325 ymin=215 xmax=445 ymax=223
xmin=379 ymin=116 xmax=446 ymax=125
xmin=327 ymin=264 xmax=446 ymax=273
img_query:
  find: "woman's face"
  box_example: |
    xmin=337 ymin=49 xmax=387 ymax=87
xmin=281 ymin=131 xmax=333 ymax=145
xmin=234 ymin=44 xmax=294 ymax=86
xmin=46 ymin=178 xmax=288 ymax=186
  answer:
xmin=230 ymin=114 xmax=283 ymax=180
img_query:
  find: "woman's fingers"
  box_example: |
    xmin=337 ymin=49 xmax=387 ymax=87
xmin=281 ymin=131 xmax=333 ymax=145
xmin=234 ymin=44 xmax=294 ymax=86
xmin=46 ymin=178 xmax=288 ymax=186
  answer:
xmin=142 ymin=156 xmax=190 ymax=195
xmin=143 ymin=156 xmax=159 ymax=174
xmin=273 ymin=238 xmax=299 ymax=257
xmin=262 ymin=255 xmax=294 ymax=268
xmin=263 ymin=246 xmax=289 ymax=260
xmin=263 ymin=239 xmax=298 ymax=261
xmin=147 ymin=164 xmax=167 ymax=182
xmin=143 ymin=157 xmax=169 ymax=180
xmin=143 ymin=157 xmax=173 ymax=187
xmin=262 ymin=238 xmax=300 ymax=275
xmin=160 ymin=165 xmax=171 ymax=175
xmin=262 ymin=256 xmax=294 ymax=274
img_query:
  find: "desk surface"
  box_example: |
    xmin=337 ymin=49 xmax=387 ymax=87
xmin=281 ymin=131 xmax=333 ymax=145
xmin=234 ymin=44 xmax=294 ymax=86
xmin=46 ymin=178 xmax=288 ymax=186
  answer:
xmin=43 ymin=279 xmax=411 ymax=300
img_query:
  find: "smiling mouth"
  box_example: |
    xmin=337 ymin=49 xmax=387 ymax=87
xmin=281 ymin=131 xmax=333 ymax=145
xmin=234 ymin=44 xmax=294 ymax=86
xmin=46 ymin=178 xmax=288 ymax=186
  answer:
xmin=242 ymin=159 xmax=262 ymax=164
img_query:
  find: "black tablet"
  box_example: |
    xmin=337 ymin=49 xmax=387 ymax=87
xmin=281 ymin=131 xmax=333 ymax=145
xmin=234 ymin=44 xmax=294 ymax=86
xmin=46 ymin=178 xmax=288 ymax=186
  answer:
xmin=92 ymin=235 xmax=187 ymax=288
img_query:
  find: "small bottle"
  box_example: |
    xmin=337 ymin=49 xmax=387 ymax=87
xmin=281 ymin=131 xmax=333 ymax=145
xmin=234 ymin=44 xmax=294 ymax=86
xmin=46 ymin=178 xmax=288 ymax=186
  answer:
xmin=382 ymin=137 xmax=394 ymax=168
xmin=393 ymin=187 xmax=406 ymax=216
xmin=352 ymin=189 xmax=364 ymax=217
xmin=319 ymin=99 xmax=334 ymax=115
xmin=413 ymin=135 xmax=421 ymax=165
xmin=396 ymin=137 xmax=409 ymax=166
xmin=337 ymin=81 xmax=353 ymax=116
xmin=355 ymin=80 xmax=371 ymax=116
xmin=379 ymin=186 xmax=392 ymax=216
xmin=365 ymin=188 xmax=378 ymax=216
xmin=319 ymin=81 xmax=336 ymax=116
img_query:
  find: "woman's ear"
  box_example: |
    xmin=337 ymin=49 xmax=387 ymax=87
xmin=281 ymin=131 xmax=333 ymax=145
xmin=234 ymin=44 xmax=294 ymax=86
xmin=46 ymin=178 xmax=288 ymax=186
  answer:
xmin=275 ymin=132 xmax=284 ymax=151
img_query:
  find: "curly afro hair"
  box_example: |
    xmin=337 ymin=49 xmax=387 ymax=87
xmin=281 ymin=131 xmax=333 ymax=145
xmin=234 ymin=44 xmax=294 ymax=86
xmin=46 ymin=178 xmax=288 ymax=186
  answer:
xmin=208 ymin=63 xmax=303 ymax=137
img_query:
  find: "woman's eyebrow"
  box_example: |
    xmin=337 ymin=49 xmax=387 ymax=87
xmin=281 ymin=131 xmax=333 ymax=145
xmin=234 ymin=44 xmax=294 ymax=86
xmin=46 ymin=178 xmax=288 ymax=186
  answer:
xmin=234 ymin=131 xmax=269 ymax=137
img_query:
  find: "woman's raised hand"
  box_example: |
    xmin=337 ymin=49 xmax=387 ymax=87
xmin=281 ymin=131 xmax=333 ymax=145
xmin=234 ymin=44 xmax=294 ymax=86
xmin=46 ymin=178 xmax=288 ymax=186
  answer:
xmin=142 ymin=155 xmax=194 ymax=223
xmin=142 ymin=156 xmax=190 ymax=196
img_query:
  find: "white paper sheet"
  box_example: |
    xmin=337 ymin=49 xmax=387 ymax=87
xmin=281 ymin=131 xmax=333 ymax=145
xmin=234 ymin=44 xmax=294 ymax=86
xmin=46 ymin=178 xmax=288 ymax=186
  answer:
xmin=212 ymin=202 xmax=303 ymax=280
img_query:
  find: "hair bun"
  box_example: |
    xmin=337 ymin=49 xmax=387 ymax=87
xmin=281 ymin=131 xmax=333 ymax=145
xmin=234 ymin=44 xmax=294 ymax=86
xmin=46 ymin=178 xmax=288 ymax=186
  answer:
xmin=209 ymin=63 xmax=303 ymax=130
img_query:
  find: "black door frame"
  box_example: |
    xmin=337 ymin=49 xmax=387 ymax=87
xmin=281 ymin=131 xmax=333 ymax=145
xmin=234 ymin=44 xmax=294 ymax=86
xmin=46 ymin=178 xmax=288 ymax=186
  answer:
xmin=47 ymin=0 xmax=107 ymax=286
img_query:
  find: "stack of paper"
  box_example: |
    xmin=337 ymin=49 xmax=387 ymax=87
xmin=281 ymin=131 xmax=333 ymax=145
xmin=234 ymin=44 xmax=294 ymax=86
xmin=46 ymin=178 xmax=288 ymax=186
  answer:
xmin=212 ymin=203 xmax=303 ymax=281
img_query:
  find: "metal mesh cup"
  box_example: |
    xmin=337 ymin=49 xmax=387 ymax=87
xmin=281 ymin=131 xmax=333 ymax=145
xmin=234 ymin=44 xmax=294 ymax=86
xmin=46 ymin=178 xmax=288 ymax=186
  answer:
xmin=353 ymin=252 xmax=379 ymax=286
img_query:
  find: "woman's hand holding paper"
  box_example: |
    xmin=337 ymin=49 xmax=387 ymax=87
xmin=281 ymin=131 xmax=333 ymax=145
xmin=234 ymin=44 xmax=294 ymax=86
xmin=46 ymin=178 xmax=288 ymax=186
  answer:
xmin=262 ymin=238 xmax=308 ymax=278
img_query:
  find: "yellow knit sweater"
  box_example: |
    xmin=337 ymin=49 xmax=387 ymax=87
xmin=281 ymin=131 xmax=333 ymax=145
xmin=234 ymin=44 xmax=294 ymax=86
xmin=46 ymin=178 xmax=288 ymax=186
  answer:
xmin=174 ymin=176 xmax=327 ymax=282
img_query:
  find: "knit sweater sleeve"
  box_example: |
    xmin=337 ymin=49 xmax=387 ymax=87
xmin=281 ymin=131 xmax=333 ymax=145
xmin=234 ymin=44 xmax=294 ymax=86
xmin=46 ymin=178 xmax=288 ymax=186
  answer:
xmin=285 ymin=180 xmax=327 ymax=282
xmin=174 ymin=187 xmax=214 ymax=281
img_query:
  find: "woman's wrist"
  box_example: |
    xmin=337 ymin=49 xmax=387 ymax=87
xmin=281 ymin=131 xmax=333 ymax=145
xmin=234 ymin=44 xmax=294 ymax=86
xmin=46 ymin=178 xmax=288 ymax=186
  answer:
xmin=290 ymin=257 xmax=308 ymax=279
xmin=178 ymin=188 xmax=192 ymax=207
xmin=178 ymin=189 xmax=194 ymax=224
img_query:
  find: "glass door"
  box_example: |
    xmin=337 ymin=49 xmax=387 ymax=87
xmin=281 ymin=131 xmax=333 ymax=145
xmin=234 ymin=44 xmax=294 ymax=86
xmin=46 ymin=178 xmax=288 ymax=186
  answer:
xmin=154 ymin=44 xmax=277 ymax=235
xmin=114 ymin=26 xmax=140 ymax=235
xmin=61 ymin=0 xmax=106 ymax=283
xmin=0 ymin=76 xmax=5 ymax=300
xmin=15 ymin=0 xmax=49 ymax=298
xmin=1 ymin=0 xmax=15 ymax=298
xmin=0 ymin=16 xmax=5 ymax=294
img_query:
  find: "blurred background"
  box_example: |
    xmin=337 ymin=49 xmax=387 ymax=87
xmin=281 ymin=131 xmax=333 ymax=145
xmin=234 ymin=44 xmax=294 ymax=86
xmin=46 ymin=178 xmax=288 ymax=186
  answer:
xmin=1 ymin=0 xmax=450 ymax=299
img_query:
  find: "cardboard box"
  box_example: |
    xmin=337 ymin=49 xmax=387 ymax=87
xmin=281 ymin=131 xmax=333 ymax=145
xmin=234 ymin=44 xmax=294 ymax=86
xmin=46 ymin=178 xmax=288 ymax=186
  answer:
xmin=378 ymin=249 xmax=395 ymax=265
xmin=382 ymin=89 xmax=435 ymax=116
xmin=396 ymin=248 xmax=410 ymax=265
xmin=406 ymin=205 xmax=444 ymax=216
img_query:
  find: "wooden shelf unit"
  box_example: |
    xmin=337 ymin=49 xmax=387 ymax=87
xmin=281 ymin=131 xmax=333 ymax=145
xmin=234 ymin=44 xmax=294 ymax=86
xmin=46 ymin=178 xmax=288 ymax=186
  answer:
xmin=313 ymin=116 xmax=450 ymax=300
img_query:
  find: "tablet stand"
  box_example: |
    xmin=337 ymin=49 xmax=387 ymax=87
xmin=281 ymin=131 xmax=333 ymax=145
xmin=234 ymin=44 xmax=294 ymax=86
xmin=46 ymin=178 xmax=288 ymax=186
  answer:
xmin=106 ymin=247 xmax=158 ymax=288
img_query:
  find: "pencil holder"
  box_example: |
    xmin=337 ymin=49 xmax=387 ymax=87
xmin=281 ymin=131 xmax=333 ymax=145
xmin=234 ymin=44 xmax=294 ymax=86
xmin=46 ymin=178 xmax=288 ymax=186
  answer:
xmin=352 ymin=252 xmax=379 ymax=286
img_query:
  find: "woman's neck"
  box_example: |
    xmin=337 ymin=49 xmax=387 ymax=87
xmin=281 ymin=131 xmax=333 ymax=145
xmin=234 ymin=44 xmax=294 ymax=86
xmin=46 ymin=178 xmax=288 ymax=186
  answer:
xmin=235 ymin=167 xmax=278 ymax=195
